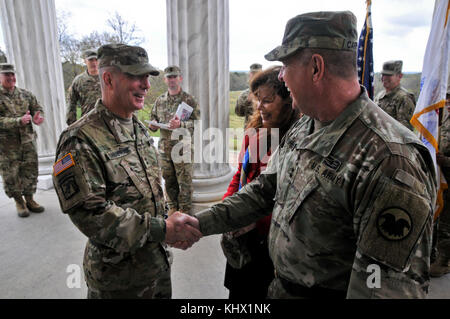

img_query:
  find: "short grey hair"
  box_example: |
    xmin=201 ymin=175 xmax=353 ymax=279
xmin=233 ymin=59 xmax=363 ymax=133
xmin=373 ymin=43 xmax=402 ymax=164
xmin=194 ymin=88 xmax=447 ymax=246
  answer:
xmin=295 ymin=48 xmax=357 ymax=79
xmin=99 ymin=66 xmax=120 ymax=90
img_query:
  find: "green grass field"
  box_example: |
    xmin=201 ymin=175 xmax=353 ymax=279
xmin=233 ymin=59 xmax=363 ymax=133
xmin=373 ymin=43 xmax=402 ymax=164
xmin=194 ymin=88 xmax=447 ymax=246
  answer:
xmin=228 ymin=90 xmax=245 ymax=151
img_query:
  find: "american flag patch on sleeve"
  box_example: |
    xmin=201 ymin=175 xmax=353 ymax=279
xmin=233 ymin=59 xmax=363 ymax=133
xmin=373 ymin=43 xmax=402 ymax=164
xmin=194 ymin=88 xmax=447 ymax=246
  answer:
xmin=53 ymin=153 xmax=75 ymax=176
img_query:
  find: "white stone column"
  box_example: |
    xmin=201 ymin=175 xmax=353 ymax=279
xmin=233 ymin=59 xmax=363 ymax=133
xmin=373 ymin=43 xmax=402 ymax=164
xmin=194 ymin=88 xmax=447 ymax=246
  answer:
xmin=166 ymin=0 xmax=234 ymax=203
xmin=0 ymin=0 xmax=66 ymax=189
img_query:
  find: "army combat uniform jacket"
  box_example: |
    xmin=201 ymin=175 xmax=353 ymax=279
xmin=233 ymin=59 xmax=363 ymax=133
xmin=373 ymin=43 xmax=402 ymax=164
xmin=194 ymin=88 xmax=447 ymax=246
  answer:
xmin=374 ymin=85 xmax=416 ymax=131
xmin=0 ymin=85 xmax=43 ymax=144
xmin=150 ymin=90 xmax=200 ymax=154
xmin=53 ymin=101 xmax=170 ymax=294
xmin=66 ymin=70 xmax=101 ymax=125
xmin=150 ymin=90 xmax=200 ymax=212
xmin=235 ymin=88 xmax=254 ymax=128
xmin=0 ymin=85 xmax=43 ymax=197
xmin=436 ymin=105 xmax=450 ymax=257
xmin=440 ymin=106 xmax=450 ymax=173
xmin=196 ymin=88 xmax=436 ymax=298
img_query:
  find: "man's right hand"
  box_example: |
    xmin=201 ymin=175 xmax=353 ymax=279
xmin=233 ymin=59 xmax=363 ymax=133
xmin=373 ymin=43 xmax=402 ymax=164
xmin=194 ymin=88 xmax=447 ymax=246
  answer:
xmin=21 ymin=111 xmax=32 ymax=125
xmin=165 ymin=212 xmax=203 ymax=250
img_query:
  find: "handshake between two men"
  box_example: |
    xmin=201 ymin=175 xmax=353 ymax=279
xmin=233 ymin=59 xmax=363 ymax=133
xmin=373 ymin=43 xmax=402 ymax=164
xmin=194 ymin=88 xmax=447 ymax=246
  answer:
xmin=165 ymin=211 xmax=203 ymax=250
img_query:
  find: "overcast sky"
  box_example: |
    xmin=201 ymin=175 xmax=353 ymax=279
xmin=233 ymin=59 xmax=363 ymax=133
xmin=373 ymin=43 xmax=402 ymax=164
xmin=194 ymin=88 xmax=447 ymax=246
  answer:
xmin=0 ymin=0 xmax=435 ymax=72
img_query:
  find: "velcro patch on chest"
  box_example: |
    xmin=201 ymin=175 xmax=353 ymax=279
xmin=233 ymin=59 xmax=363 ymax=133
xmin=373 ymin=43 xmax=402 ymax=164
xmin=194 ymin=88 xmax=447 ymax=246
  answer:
xmin=107 ymin=147 xmax=131 ymax=160
xmin=310 ymin=157 xmax=344 ymax=187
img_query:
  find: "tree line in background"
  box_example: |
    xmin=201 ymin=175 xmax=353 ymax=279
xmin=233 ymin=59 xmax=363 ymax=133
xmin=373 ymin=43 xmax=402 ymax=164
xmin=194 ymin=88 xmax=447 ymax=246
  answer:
xmin=57 ymin=9 xmax=169 ymax=116
xmin=57 ymin=10 xmax=422 ymax=111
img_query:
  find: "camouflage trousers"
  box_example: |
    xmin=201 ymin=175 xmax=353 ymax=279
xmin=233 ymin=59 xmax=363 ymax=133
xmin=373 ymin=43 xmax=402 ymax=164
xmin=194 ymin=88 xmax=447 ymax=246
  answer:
xmin=435 ymin=187 xmax=450 ymax=260
xmin=0 ymin=140 xmax=38 ymax=198
xmin=87 ymin=267 xmax=172 ymax=299
xmin=83 ymin=240 xmax=172 ymax=299
xmin=159 ymin=147 xmax=193 ymax=214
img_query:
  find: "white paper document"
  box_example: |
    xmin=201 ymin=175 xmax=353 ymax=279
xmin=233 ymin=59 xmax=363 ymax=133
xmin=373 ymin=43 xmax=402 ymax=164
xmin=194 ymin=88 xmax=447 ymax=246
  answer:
xmin=176 ymin=102 xmax=193 ymax=121
xmin=145 ymin=120 xmax=171 ymax=130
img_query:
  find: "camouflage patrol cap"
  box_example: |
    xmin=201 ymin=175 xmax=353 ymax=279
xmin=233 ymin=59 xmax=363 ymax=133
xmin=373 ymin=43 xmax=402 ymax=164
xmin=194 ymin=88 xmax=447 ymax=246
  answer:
xmin=0 ymin=63 xmax=15 ymax=74
xmin=382 ymin=60 xmax=403 ymax=75
xmin=82 ymin=49 xmax=97 ymax=60
xmin=164 ymin=65 xmax=181 ymax=77
xmin=98 ymin=43 xmax=160 ymax=76
xmin=249 ymin=63 xmax=262 ymax=72
xmin=265 ymin=11 xmax=358 ymax=61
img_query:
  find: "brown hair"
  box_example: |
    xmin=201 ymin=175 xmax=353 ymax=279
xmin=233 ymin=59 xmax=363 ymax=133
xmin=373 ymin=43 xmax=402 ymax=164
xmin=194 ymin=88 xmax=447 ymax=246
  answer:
xmin=246 ymin=66 xmax=300 ymax=136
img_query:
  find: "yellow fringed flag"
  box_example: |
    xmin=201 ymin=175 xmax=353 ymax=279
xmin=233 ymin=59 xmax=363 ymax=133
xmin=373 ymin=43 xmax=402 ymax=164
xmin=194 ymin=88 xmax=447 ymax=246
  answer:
xmin=411 ymin=0 xmax=450 ymax=219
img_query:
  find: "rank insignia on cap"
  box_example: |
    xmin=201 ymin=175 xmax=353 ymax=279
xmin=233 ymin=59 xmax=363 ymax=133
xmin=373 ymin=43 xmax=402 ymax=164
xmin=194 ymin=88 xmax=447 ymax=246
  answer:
xmin=53 ymin=153 xmax=75 ymax=176
xmin=377 ymin=207 xmax=412 ymax=241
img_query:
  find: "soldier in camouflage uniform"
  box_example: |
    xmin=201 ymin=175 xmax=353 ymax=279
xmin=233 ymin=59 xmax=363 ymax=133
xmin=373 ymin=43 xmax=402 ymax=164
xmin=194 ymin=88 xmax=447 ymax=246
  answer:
xmin=187 ymin=11 xmax=437 ymax=298
xmin=0 ymin=48 xmax=6 ymax=63
xmin=374 ymin=60 xmax=416 ymax=131
xmin=66 ymin=49 xmax=101 ymax=125
xmin=0 ymin=63 xmax=45 ymax=217
xmin=149 ymin=66 xmax=200 ymax=215
xmin=52 ymin=44 xmax=202 ymax=299
xmin=235 ymin=63 xmax=262 ymax=128
xmin=430 ymin=86 xmax=450 ymax=277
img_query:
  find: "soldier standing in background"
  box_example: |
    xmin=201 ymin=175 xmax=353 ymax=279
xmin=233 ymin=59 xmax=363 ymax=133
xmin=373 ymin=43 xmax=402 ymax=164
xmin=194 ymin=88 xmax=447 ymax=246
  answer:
xmin=66 ymin=49 xmax=101 ymax=125
xmin=0 ymin=63 xmax=45 ymax=217
xmin=431 ymin=86 xmax=450 ymax=277
xmin=186 ymin=11 xmax=437 ymax=298
xmin=149 ymin=66 xmax=200 ymax=216
xmin=52 ymin=44 xmax=202 ymax=299
xmin=0 ymin=48 xmax=6 ymax=63
xmin=235 ymin=63 xmax=262 ymax=128
xmin=374 ymin=60 xmax=416 ymax=131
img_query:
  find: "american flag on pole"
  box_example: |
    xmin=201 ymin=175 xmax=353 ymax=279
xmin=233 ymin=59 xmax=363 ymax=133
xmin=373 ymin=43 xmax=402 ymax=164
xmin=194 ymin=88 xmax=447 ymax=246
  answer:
xmin=357 ymin=0 xmax=374 ymax=100
xmin=410 ymin=0 xmax=450 ymax=219
xmin=53 ymin=153 xmax=75 ymax=176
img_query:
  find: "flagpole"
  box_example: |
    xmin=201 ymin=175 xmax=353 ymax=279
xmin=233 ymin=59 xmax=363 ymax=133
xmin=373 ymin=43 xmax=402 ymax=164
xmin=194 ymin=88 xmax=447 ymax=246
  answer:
xmin=361 ymin=0 xmax=372 ymax=86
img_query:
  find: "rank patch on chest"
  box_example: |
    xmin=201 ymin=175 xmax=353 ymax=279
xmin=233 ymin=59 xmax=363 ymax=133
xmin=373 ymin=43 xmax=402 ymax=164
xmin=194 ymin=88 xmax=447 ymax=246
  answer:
xmin=377 ymin=208 xmax=412 ymax=241
xmin=53 ymin=153 xmax=75 ymax=176
xmin=323 ymin=156 xmax=341 ymax=170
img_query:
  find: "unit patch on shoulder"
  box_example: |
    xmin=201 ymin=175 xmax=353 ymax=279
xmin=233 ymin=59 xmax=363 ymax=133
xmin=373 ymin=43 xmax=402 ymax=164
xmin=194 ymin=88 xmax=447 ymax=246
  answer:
xmin=377 ymin=207 xmax=412 ymax=241
xmin=358 ymin=178 xmax=430 ymax=271
xmin=59 ymin=175 xmax=80 ymax=200
xmin=53 ymin=153 xmax=75 ymax=176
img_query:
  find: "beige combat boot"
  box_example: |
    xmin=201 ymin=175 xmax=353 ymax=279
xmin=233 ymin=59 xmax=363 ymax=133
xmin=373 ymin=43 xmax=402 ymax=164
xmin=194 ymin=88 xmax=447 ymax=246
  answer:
xmin=24 ymin=195 xmax=45 ymax=213
xmin=14 ymin=195 xmax=30 ymax=218
xmin=430 ymin=255 xmax=450 ymax=277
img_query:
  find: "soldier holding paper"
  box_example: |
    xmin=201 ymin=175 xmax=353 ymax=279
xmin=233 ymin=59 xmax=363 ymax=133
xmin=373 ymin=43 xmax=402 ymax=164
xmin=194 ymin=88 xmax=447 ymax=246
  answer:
xmin=149 ymin=65 xmax=200 ymax=215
